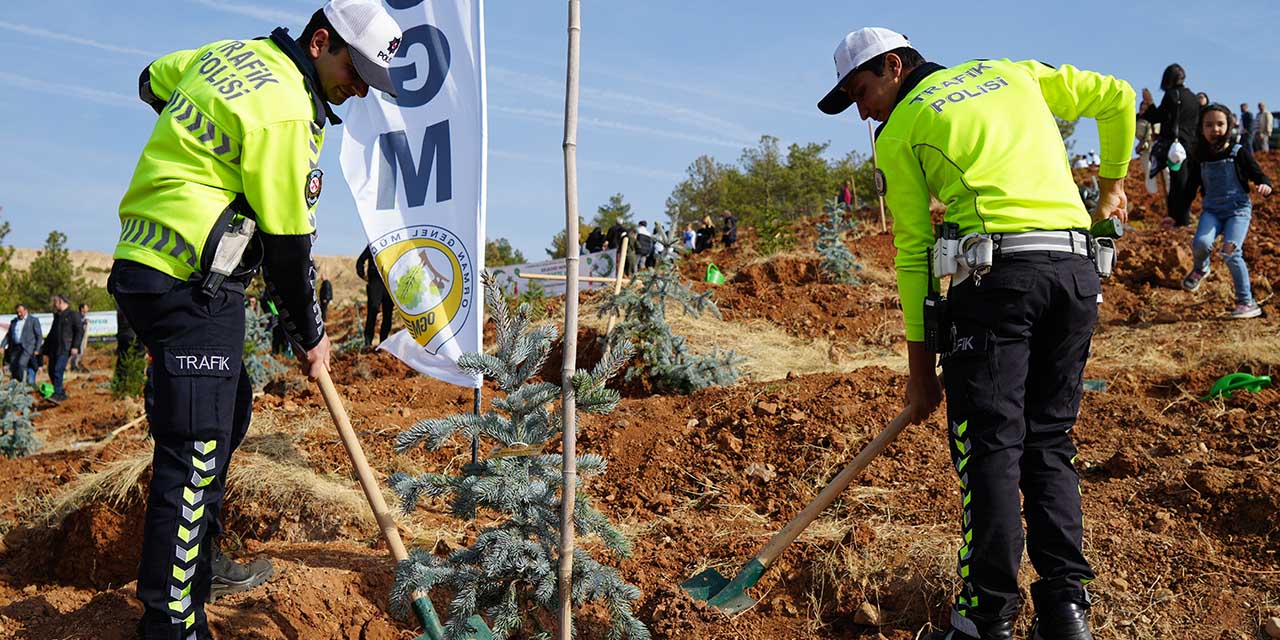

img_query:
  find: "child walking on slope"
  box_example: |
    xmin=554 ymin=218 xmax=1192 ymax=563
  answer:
xmin=1181 ymin=103 xmax=1273 ymax=318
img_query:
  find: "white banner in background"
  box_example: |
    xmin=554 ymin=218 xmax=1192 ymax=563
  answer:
xmin=339 ymin=0 xmax=486 ymax=388
xmin=487 ymin=250 xmax=619 ymax=298
xmin=1 ymin=311 xmax=117 ymax=340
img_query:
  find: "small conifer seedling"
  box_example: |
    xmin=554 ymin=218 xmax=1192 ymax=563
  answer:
xmin=598 ymin=256 xmax=740 ymax=394
xmin=0 ymin=381 xmax=40 ymax=458
xmin=390 ymin=275 xmax=648 ymax=640
xmin=814 ymin=198 xmax=863 ymax=285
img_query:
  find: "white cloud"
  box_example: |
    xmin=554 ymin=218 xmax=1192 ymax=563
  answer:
xmin=490 ymin=66 xmax=760 ymax=142
xmin=0 ymin=20 xmax=159 ymax=57
xmin=0 ymin=71 xmax=136 ymax=108
xmin=189 ymin=0 xmax=308 ymax=25
xmin=490 ymin=149 xmax=682 ymax=181
xmin=491 ymin=105 xmax=750 ymax=150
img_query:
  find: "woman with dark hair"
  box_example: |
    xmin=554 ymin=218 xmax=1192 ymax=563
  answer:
xmin=1139 ymin=63 xmax=1201 ymax=227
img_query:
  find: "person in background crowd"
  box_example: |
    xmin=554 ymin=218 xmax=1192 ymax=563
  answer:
xmin=839 ymin=178 xmax=855 ymax=209
xmin=721 ymin=210 xmax=738 ymax=248
xmin=70 ymin=303 xmax=91 ymax=372
xmin=44 ymin=294 xmax=84 ymax=403
xmin=1255 ymin=102 xmax=1273 ymax=152
xmin=1135 ymin=118 xmax=1166 ymax=195
xmin=1180 ymin=103 xmax=1273 ymax=319
xmin=606 ymin=219 xmax=632 ymax=274
xmin=682 ymin=223 xmax=697 ymax=252
xmin=1196 ymin=92 xmax=1210 ymax=109
xmin=695 ymin=215 xmax=716 ymax=252
xmin=114 ymin=306 xmax=145 ymax=384
xmin=1086 ymin=150 xmax=1100 ymax=167
xmin=1139 ymin=63 xmax=1201 ymax=228
xmin=267 ymin=298 xmax=290 ymax=356
xmin=1238 ymin=103 xmax=1253 ymax=151
xmin=356 ymin=246 xmax=394 ymax=348
xmin=318 ymin=276 xmax=333 ymax=322
xmin=633 ymin=220 xmax=655 ymax=270
xmin=650 ymin=222 xmax=668 ymax=267
xmin=4 ymin=304 xmax=42 ymax=385
xmin=1071 ymin=154 xmax=1089 ymax=170
xmin=585 ymin=226 xmax=606 ymax=253
xmin=605 ymin=219 xmax=628 ymax=252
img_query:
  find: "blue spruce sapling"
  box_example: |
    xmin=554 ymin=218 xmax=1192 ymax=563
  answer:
xmin=814 ymin=198 xmax=862 ymax=285
xmin=389 ymin=275 xmax=648 ymax=640
xmin=0 ymin=381 xmax=40 ymax=458
xmin=597 ymin=256 xmax=740 ymax=394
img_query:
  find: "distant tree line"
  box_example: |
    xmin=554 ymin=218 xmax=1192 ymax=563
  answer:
xmin=664 ymin=135 xmax=878 ymax=231
xmin=0 ymin=220 xmax=113 ymax=313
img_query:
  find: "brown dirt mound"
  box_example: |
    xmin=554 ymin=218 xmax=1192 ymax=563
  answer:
xmin=5 ymin=156 xmax=1280 ymax=638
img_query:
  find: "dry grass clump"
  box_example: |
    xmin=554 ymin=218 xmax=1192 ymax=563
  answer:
xmin=1091 ymin=317 xmax=1280 ymax=379
xmin=37 ymin=407 xmax=371 ymax=535
xmin=667 ymin=312 xmax=903 ymax=382
xmin=42 ymin=451 xmax=152 ymax=524
xmin=224 ymin=452 xmax=373 ymax=531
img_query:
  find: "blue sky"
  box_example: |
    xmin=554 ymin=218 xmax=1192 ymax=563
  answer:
xmin=1 ymin=0 xmax=1277 ymax=261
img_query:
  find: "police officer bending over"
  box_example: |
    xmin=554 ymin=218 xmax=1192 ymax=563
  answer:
xmin=108 ymin=1 xmax=402 ymax=638
xmin=818 ymin=28 xmax=1133 ymax=640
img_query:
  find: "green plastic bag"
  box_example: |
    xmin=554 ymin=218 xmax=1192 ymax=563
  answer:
xmin=38 ymin=382 xmax=55 ymax=399
xmin=705 ymin=263 xmax=725 ymax=285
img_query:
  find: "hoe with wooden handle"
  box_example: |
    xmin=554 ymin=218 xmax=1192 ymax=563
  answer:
xmin=681 ymin=408 xmax=912 ymax=614
xmin=315 ymin=367 xmax=492 ymax=640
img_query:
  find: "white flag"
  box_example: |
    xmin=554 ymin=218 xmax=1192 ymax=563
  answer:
xmin=339 ymin=0 xmax=487 ymax=388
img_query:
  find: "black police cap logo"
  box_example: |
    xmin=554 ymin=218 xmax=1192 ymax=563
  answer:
xmin=874 ymin=168 xmax=887 ymax=197
xmin=305 ymin=169 xmax=323 ymax=207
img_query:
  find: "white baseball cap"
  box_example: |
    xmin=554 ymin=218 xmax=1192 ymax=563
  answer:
xmin=323 ymin=0 xmax=404 ymax=97
xmin=818 ymin=27 xmax=912 ymax=115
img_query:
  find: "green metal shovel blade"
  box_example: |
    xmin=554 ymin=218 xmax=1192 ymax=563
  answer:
xmin=680 ymin=558 xmax=766 ymax=615
xmin=412 ymin=596 xmax=494 ymax=640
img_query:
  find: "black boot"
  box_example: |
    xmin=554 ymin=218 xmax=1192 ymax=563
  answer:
xmin=1030 ymin=602 xmax=1092 ymax=640
xmin=209 ymin=548 xmax=274 ymax=602
xmin=925 ymin=619 xmax=1014 ymax=640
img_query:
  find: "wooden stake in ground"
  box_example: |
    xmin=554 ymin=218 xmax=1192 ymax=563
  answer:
xmin=558 ymin=1 xmax=582 ymax=638
xmin=868 ymin=120 xmax=887 ymax=232
xmin=604 ymin=234 xmax=628 ymax=335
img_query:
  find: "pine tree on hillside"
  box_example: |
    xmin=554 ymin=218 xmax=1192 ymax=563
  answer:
xmin=0 ymin=381 xmax=40 ymax=458
xmin=389 ymin=275 xmax=648 ymax=640
xmin=597 ymin=258 xmax=741 ymax=394
xmin=814 ymin=199 xmax=862 ymax=285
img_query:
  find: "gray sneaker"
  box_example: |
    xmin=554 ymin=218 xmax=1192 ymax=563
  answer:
xmin=1230 ymin=302 xmax=1262 ymax=319
xmin=209 ymin=549 xmax=274 ymax=601
xmin=1182 ymin=269 xmax=1207 ymax=291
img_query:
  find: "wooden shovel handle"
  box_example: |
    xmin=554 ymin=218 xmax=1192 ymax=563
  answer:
xmin=315 ymin=367 xmax=410 ymax=563
xmin=756 ymin=408 xmax=912 ymax=567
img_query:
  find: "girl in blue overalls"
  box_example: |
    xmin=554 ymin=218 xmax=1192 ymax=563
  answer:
xmin=1181 ymin=103 xmax=1273 ymax=318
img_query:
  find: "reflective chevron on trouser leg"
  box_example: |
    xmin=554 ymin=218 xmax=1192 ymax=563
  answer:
xmin=166 ymin=439 xmax=219 ymax=630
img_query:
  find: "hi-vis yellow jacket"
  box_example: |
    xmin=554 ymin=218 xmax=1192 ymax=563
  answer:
xmin=875 ymin=59 xmax=1135 ymax=341
xmin=114 ymin=31 xmax=332 ymax=281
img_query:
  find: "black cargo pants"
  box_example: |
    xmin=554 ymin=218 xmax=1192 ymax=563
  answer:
xmin=940 ymin=252 xmax=1098 ymax=634
xmin=109 ymin=261 xmax=253 ymax=640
